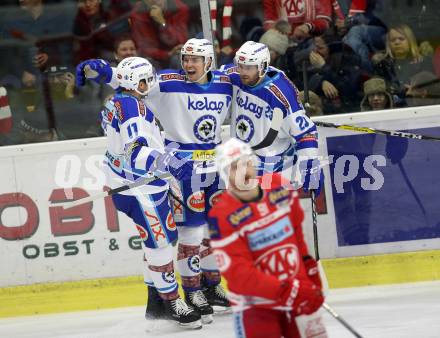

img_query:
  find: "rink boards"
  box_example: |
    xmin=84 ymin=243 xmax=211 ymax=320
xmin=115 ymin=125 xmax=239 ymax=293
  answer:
xmin=1 ymin=105 xmax=439 ymax=317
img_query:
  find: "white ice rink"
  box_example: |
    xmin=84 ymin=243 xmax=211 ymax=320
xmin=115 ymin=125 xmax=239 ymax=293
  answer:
xmin=1 ymin=281 xmax=440 ymax=338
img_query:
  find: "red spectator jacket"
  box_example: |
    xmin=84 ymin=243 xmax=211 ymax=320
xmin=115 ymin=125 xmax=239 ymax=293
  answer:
xmin=130 ymin=0 xmax=189 ymax=64
xmin=208 ymin=173 xmax=311 ymax=311
xmin=263 ymin=0 xmax=332 ymax=35
xmin=332 ymin=0 xmax=367 ymax=20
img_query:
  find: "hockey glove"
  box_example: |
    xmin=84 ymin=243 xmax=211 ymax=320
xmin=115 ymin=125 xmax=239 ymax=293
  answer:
xmin=299 ymin=158 xmax=324 ymax=196
xmin=280 ymin=276 xmax=324 ymax=316
xmin=76 ymin=59 xmax=112 ymax=87
xmin=303 ymin=255 xmax=322 ymax=289
xmin=154 ymin=150 xmax=193 ymax=181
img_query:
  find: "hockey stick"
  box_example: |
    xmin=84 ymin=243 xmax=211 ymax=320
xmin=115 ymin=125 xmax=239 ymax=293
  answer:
xmin=314 ymin=121 xmax=440 ymax=141
xmin=310 ymin=190 xmax=320 ymax=260
xmin=323 ymin=302 xmax=364 ymax=338
xmin=251 ymin=107 xmax=284 ymax=151
xmin=61 ymin=172 xmax=172 ymax=208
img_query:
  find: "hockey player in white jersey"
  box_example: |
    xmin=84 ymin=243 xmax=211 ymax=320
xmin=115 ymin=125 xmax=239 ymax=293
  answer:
xmin=76 ymin=38 xmax=232 ymax=323
xmin=101 ymin=56 xmax=201 ymax=328
xmin=223 ymin=41 xmax=324 ymax=194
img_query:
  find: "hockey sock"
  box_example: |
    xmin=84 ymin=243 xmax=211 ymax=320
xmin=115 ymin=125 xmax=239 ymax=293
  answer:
xmin=177 ymin=243 xmax=202 ymax=291
xmin=200 ymin=238 xmax=221 ymax=286
xmin=143 ymin=254 xmax=154 ymax=287
xmin=144 ymin=245 xmax=179 ymax=300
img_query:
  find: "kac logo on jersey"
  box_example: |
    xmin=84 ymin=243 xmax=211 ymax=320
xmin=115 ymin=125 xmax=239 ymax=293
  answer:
xmin=236 ymin=90 xmax=273 ymax=119
xmin=193 ymin=115 xmax=217 ymax=142
xmin=235 ymin=115 xmax=254 ymax=142
xmin=255 ymin=244 xmax=300 ymax=280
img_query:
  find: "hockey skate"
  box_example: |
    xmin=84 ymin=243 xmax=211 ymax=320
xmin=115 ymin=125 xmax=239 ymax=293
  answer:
xmin=203 ymin=283 xmax=232 ymax=313
xmin=145 ymin=286 xmax=165 ymax=320
xmin=185 ymin=289 xmax=214 ymax=324
xmin=163 ymin=297 xmax=202 ymax=329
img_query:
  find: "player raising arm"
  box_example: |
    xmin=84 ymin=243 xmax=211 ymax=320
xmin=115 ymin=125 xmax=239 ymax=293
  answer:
xmin=207 ymin=138 xmax=327 ymax=338
xmin=76 ymin=39 xmax=232 ymax=323
xmin=101 ymin=57 xmax=201 ymax=329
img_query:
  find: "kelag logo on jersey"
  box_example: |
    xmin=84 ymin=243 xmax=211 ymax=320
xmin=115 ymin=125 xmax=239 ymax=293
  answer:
xmin=248 ymin=216 xmax=293 ymax=251
xmin=236 ymin=90 xmax=272 ymax=119
xmin=187 ymin=96 xmax=231 ymax=113
xmin=193 ymin=115 xmax=217 ymax=142
xmin=235 ymin=115 xmax=254 ymax=142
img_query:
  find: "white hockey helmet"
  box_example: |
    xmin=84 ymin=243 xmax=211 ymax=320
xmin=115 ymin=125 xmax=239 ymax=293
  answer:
xmin=234 ymin=41 xmax=271 ymax=77
xmin=215 ymin=138 xmax=256 ymax=182
xmin=181 ymin=38 xmax=215 ymax=73
xmin=116 ymin=57 xmax=156 ymax=95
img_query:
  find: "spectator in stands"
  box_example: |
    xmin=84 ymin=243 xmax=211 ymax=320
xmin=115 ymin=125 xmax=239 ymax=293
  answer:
xmin=372 ymin=24 xmax=434 ymax=106
xmin=333 ymin=0 xmax=387 ymax=74
xmin=130 ymin=0 xmax=189 ymax=69
xmin=1 ymin=0 xmax=75 ymax=86
xmin=262 ymin=0 xmax=332 ymax=42
xmin=298 ymin=90 xmax=324 ymax=116
xmin=259 ymin=25 xmax=289 ymax=67
xmin=73 ymin=0 xmax=132 ymax=64
xmin=360 ymin=77 xmax=393 ymax=111
xmin=288 ymin=32 xmax=363 ymax=114
xmin=113 ymin=34 xmax=137 ymax=63
xmin=406 ymin=71 xmax=440 ymax=107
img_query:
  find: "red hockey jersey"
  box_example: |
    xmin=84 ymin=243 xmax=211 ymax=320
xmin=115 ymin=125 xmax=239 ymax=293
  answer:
xmin=208 ymin=173 xmax=312 ymax=311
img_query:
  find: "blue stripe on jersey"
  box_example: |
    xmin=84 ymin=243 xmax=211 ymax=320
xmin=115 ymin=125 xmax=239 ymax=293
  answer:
xmin=294 ymin=125 xmax=317 ymax=141
xmin=111 ymin=117 xmax=119 ymax=131
xmin=296 ymin=140 xmax=318 ymax=150
xmin=164 ymin=139 xmax=218 ymax=150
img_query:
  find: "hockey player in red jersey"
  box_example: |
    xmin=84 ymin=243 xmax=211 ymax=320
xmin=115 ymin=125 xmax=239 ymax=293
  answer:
xmin=207 ymin=138 xmax=327 ymax=338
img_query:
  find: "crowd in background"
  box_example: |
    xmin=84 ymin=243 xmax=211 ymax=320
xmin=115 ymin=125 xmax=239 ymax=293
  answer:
xmin=1 ymin=0 xmax=440 ymax=146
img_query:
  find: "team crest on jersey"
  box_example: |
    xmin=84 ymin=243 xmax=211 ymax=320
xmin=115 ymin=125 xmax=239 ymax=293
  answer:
xmin=161 ymin=73 xmax=185 ymax=81
xmin=193 ymin=115 xmax=217 ymax=142
xmin=136 ymin=225 xmax=148 ymax=240
xmin=268 ymin=187 xmax=290 ymax=205
xmin=187 ymin=191 xmax=205 ymax=212
xmin=235 ymin=114 xmax=254 ymax=142
xmin=256 ymin=244 xmax=300 ymax=280
xmin=166 ymin=212 xmax=177 ymax=231
xmin=228 ymin=206 xmax=253 ymax=227
xmin=269 ymin=84 xmax=289 ymax=109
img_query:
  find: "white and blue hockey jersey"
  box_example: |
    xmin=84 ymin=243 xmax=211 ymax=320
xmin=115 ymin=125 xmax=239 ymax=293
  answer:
xmin=110 ymin=69 xmax=232 ymax=174
xmin=101 ymin=92 xmax=168 ymax=194
xmin=223 ymin=64 xmax=319 ymax=174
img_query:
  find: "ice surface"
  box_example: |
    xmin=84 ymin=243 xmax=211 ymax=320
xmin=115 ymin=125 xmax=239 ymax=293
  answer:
xmin=1 ymin=281 xmax=439 ymax=338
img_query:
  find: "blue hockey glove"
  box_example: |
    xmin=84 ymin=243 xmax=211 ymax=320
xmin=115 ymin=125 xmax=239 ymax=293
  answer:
xmin=299 ymin=158 xmax=324 ymax=196
xmin=76 ymin=59 xmax=113 ymax=87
